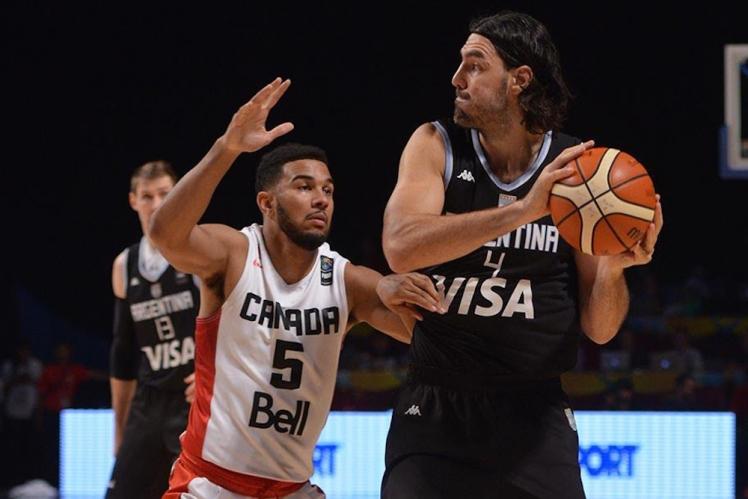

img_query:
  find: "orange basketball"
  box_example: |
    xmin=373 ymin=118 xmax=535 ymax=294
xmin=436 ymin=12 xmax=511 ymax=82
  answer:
xmin=549 ymin=147 xmax=656 ymax=256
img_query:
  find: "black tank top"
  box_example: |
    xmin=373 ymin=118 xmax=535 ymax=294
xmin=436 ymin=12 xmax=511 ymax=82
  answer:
xmin=125 ymin=240 xmax=199 ymax=391
xmin=410 ymin=119 xmax=582 ymax=380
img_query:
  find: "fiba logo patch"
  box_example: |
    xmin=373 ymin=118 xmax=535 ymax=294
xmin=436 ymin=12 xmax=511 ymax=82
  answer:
xmin=151 ymin=283 xmax=163 ymax=298
xmin=320 ymin=256 xmax=334 ymax=286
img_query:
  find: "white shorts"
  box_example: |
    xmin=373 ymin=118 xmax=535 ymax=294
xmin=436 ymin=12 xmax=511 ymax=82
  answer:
xmin=179 ymin=477 xmax=325 ymax=499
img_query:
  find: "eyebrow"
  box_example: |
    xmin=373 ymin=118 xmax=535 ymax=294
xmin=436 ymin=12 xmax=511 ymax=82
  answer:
xmin=290 ymin=175 xmax=334 ymax=184
xmin=461 ymin=49 xmax=487 ymax=60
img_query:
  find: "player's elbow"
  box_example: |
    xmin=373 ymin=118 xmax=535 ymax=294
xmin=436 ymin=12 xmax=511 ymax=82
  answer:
xmin=582 ymin=323 xmax=617 ymax=345
xmin=383 ymin=238 xmax=415 ymax=273
xmin=148 ymin=210 xmax=166 ymax=243
xmin=148 ymin=209 xmax=175 ymax=250
xmin=382 ymin=219 xmax=419 ymax=273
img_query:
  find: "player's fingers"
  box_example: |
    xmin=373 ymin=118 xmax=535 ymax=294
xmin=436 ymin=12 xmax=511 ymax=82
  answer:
xmin=550 ymin=165 xmax=576 ymax=182
xmin=632 ymin=240 xmax=653 ymax=263
xmin=267 ymin=122 xmax=295 ymax=141
xmin=412 ymin=274 xmax=441 ymax=303
xmin=250 ymin=77 xmax=282 ymax=105
xmin=547 ymin=141 xmax=594 ymax=171
xmin=640 ymin=224 xmax=657 ymax=255
xmin=184 ymin=373 xmax=195 ymax=383
xmin=185 ymin=387 xmax=195 ymax=403
xmin=401 ymin=287 xmax=439 ymax=312
xmin=653 ymin=194 xmax=664 ymax=236
xmin=264 ymin=79 xmax=292 ymax=109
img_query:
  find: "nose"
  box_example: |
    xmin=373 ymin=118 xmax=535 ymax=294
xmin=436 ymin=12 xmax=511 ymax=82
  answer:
xmin=312 ymin=189 xmax=330 ymax=210
xmin=152 ymin=194 xmax=166 ymax=211
xmin=451 ymin=64 xmax=466 ymax=90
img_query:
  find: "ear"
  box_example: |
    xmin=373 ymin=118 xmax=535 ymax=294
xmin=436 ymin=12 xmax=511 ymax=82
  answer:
xmin=256 ymin=191 xmax=274 ymax=217
xmin=128 ymin=191 xmax=138 ymax=211
xmin=511 ymin=65 xmax=534 ymax=95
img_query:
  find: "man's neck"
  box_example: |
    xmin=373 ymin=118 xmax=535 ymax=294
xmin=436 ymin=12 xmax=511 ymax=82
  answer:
xmin=261 ymin=224 xmax=317 ymax=285
xmin=478 ymin=121 xmax=545 ymax=184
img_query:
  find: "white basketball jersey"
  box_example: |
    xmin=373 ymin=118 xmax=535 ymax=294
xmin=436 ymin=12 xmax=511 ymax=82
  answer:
xmin=182 ymin=224 xmax=349 ymax=483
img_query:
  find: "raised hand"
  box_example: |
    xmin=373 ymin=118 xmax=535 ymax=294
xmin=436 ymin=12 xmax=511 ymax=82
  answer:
xmin=220 ymin=78 xmax=294 ymax=154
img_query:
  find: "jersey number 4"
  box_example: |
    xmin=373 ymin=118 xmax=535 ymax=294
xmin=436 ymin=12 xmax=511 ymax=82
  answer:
xmin=270 ymin=340 xmax=304 ymax=390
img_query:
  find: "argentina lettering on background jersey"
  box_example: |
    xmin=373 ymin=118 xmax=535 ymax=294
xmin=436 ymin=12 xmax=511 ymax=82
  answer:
xmin=412 ymin=119 xmax=583 ymax=378
xmin=124 ymin=239 xmax=199 ymax=390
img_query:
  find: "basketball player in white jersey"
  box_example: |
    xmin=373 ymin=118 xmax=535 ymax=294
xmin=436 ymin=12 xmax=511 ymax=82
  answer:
xmin=149 ymin=78 xmax=441 ymax=498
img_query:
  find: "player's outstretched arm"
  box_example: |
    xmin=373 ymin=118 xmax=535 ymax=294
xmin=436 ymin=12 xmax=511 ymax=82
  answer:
xmin=576 ymin=196 xmax=664 ymax=344
xmin=149 ymin=78 xmax=294 ymax=280
xmin=345 ymin=265 xmax=442 ymax=343
xmin=382 ymin=124 xmax=591 ymax=272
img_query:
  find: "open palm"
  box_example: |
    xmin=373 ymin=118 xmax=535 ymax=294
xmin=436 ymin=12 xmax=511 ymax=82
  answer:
xmin=222 ymin=78 xmax=294 ymax=153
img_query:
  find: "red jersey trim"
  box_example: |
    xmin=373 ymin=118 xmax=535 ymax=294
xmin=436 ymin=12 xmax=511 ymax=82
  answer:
xmin=182 ymin=310 xmax=221 ymax=458
xmin=179 ymin=450 xmax=305 ymax=497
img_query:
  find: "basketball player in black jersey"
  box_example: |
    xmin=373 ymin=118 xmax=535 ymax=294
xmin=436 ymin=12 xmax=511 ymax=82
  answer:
xmin=107 ymin=161 xmax=200 ymax=499
xmin=380 ymin=11 xmax=663 ymax=499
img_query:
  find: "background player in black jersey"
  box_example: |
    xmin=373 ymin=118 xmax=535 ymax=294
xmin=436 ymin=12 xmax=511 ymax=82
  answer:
xmin=107 ymin=161 xmax=200 ymax=498
xmin=380 ymin=11 xmax=664 ymax=499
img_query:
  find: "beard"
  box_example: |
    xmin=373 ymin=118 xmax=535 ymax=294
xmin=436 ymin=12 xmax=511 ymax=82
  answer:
xmin=276 ymin=202 xmax=329 ymax=251
xmin=453 ymin=75 xmax=509 ymax=130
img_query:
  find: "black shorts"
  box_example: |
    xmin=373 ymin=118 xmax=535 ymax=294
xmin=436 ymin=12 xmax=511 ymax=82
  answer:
xmin=382 ymin=366 xmax=585 ymax=499
xmin=106 ymin=385 xmax=189 ymax=499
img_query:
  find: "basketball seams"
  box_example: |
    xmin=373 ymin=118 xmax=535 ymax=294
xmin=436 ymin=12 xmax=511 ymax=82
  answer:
xmin=551 ymin=147 xmax=655 ymax=255
xmin=591 ymin=216 xmax=625 ymax=255
xmin=577 ymin=149 xmax=634 ymax=254
xmin=598 ymin=205 xmax=631 ymax=253
xmin=585 ymin=149 xmax=619 ymax=198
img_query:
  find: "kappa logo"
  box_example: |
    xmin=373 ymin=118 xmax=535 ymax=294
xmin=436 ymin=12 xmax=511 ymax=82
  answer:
xmin=404 ymin=404 xmax=422 ymax=416
xmin=457 ymin=170 xmax=475 ymax=182
xmin=320 ymin=256 xmax=333 ymax=286
xmin=150 ymin=283 xmax=162 ymax=298
xmin=130 ymin=277 xmax=140 ymax=286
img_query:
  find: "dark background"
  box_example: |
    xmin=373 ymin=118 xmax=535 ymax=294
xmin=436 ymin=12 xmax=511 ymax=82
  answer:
xmin=3 ymin=2 xmax=747 ymax=362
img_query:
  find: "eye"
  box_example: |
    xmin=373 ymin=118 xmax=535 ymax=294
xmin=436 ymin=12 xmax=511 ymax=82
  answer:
xmin=298 ymin=184 xmax=312 ymax=191
xmin=323 ymin=186 xmax=333 ymax=195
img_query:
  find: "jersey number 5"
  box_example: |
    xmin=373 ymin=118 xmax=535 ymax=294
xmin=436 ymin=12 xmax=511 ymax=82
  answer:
xmin=270 ymin=340 xmax=304 ymax=390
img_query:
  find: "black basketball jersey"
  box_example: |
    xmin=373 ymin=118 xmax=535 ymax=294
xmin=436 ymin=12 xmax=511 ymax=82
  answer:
xmin=410 ymin=119 xmax=583 ymax=379
xmin=124 ymin=239 xmax=199 ymax=391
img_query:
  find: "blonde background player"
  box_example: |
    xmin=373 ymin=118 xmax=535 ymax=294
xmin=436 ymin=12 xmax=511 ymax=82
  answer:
xmin=150 ymin=78 xmax=441 ymax=498
xmin=108 ymin=161 xmax=199 ymax=499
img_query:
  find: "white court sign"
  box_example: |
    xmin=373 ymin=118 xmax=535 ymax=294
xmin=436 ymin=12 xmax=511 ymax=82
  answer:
xmin=61 ymin=410 xmax=734 ymax=499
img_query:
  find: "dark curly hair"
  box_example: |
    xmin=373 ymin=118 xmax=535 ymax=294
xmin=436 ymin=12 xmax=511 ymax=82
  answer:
xmin=470 ymin=11 xmax=571 ymax=133
xmin=255 ymin=143 xmax=328 ymax=194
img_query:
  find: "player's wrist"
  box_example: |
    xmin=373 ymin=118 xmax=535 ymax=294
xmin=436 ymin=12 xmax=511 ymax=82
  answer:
xmin=597 ymin=257 xmax=626 ymax=280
